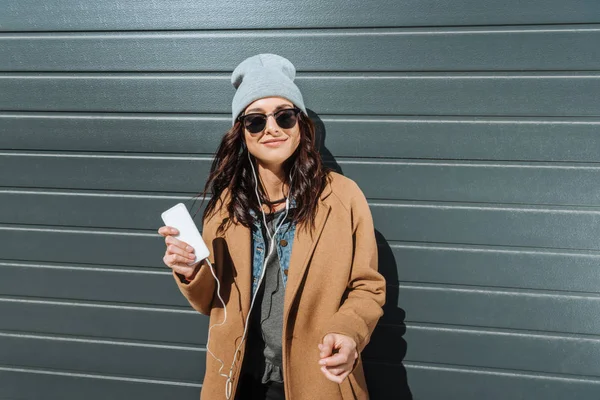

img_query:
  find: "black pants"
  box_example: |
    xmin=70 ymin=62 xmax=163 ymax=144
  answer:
xmin=235 ymin=373 xmax=286 ymax=400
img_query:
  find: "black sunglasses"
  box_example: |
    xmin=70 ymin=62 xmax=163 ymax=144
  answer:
xmin=237 ymin=107 xmax=302 ymax=134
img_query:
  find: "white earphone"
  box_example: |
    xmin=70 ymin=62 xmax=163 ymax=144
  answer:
xmin=202 ymin=146 xmax=293 ymax=399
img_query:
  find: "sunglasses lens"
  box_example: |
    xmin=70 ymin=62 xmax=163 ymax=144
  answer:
xmin=244 ymin=115 xmax=266 ymax=134
xmin=275 ymin=109 xmax=298 ymax=129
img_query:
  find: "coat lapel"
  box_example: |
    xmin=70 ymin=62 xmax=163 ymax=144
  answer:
xmin=284 ymin=188 xmax=332 ymax=319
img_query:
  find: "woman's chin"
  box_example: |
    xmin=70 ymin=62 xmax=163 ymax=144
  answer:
xmin=255 ymin=154 xmax=292 ymax=166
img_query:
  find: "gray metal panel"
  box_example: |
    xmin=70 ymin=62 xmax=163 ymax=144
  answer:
xmin=2 ymin=73 xmax=600 ymax=116
xmin=3 ymin=113 xmax=600 ymax=162
xmin=0 ymin=333 xmax=205 ymax=382
xmin=340 ymin=160 xmax=600 ymax=206
xmin=371 ymin=201 xmax=600 ymax=250
xmin=4 ymin=154 xmax=600 ymax=205
xmin=0 ymin=297 xmax=209 ymax=344
xmin=398 ymin=284 xmax=600 ymax=334
xmin=0 ymin=368 xmax=200 ymax=400
xmin=2 ymin=26 xmax=600 ymax=72
xmin=399 ymin=363 xmax=600 ymax=399
xmin=402 ymin=324 xmax=600 ymax=378
xmin=0 ymin=189 xmax=198 ymax=231
xmin=0 ymin=262 xmax=187 ymax=307
xmin=392 ymin=242 xmax=600 ymax=293
xmin=0 ymin=227 xmax=162 ymax=267
xmin=1 ymin=0 xmax=598 ymax=31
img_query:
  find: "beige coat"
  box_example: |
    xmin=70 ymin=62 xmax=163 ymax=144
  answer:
xmin=173 ymin=171 xmax=386 ymax=399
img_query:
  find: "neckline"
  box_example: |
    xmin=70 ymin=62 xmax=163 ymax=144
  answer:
xmin=265 ymin=207 xmax=286 ymax=216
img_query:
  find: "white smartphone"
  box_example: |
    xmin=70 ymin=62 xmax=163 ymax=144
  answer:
xmin=161 ymin=203 xmax=210 ymax=265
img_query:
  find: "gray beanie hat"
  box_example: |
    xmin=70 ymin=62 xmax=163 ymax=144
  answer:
xmin=231 ymin=53 xmax=307 ymax=125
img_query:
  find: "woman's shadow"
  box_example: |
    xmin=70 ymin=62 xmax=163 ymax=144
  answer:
xmin=311 ymin=110 xmax=413 ymax=399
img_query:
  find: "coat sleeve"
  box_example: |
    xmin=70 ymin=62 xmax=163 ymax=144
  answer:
xmin=171 ymin=213 xmax=221 ymax=316
xmin=321 ymin=184 xmax=386 ymax=354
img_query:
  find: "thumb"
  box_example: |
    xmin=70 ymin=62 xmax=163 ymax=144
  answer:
xmin=320 ymin=334 xmax=335 ymax=358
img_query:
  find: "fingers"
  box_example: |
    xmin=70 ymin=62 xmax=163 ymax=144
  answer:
xmin=320 ymin=365 xmax=350 ymax=384
xmin=166 ymin=242 xmax=196 ymax=262
xmin=157 ymin=226 xmax=179 ymax=237
xmin=319 ymin=334 xmax=335 ymax=358
xmin=318 ymin=333 xmax=358 ymax=384
xmin=165 ymin=235 xmax=193 ymax=252
xmin=319 ymin=351 xmax=349 ymax=367
xmin=163 ymin=253 xmax=195 ymax=267
xmin=160 ymin=229 xmax=195 ymax=264
xmin=159 ymin=226 xmax=191 ymax=249
xmin=319 ymin=334 xmax=354 ymax=367
xmin=324 ymin=365 xmax=346 ymax=376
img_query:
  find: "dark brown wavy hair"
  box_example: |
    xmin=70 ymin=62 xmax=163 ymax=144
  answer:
xmin=198 ymin=111 xmax=332 ymax=235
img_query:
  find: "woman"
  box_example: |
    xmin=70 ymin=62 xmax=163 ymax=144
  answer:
xmin=158 ymin=53 xmax=386 ymax=400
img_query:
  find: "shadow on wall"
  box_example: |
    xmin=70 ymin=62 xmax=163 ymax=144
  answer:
xmin=311 ymin=110 xmax=413 ymax=400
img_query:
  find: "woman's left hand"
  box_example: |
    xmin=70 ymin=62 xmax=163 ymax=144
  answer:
xmin=318 ymin=333 xmax=358 ymax=383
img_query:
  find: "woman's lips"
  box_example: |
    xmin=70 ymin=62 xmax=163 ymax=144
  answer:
xmin=262 ymin=139 xmax=287 ymax=147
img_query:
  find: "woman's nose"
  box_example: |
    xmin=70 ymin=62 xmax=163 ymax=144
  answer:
xmin=264 ymin=115 xmax=281 ymax=135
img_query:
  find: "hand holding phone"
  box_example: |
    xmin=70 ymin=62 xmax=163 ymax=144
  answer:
xmin=161 ymin=203 xmax=210 ymax=266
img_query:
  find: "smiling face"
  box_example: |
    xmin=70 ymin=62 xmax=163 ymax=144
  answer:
xmin=241 ymin=96 xmax=302 ymax=168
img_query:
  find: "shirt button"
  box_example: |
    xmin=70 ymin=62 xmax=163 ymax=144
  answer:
xmin=284 ymin=269 xmax=289 ymax=276
xmin=280 ymin=239 xmax=288 ymax=247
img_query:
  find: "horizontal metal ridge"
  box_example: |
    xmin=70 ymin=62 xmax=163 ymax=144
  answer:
xmin=405 ymin=322 xmax=600 ymax=341
xmin=5 ymin=150 xmax=600 ymax=169
xmin=1 ymin=24 xmax=599 ymax=38
xmin=0 ymin=330 xmax=204 ymax=351
xmin=0 ymin=295 xmax=195 ymax=313
xmin=2 ymin=111 xmax=600 ymax=123
xmin=2 ymin=71 xmax=600 ymax=78
xmin=399 ymin=282 xmax=600 ymax=299
xmin=387 ymin=241 xmax=600 ymax=256
xmin=0 ymin=224 xmax=155 ymax=236
xmin=0 ymin=364 xmax=202 ymax=387
xmin=0 ymin=260 xmax=169 ymax=275
xmin=403 ymin=361 xmax=600 ymax=383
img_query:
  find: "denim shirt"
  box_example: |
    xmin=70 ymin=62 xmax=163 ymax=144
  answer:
xmin=249 ymin=198 xmax=297 ymax=298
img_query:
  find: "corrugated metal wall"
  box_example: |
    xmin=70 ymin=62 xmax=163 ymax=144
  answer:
xmin=1 ymin=1 xmax=600 ymax=398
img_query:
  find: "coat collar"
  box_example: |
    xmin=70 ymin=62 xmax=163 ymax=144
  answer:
xmin=283 ymin=199 xmax=330 ymax=319
xmin=219 ymin=176 xmax=333 ymax=318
